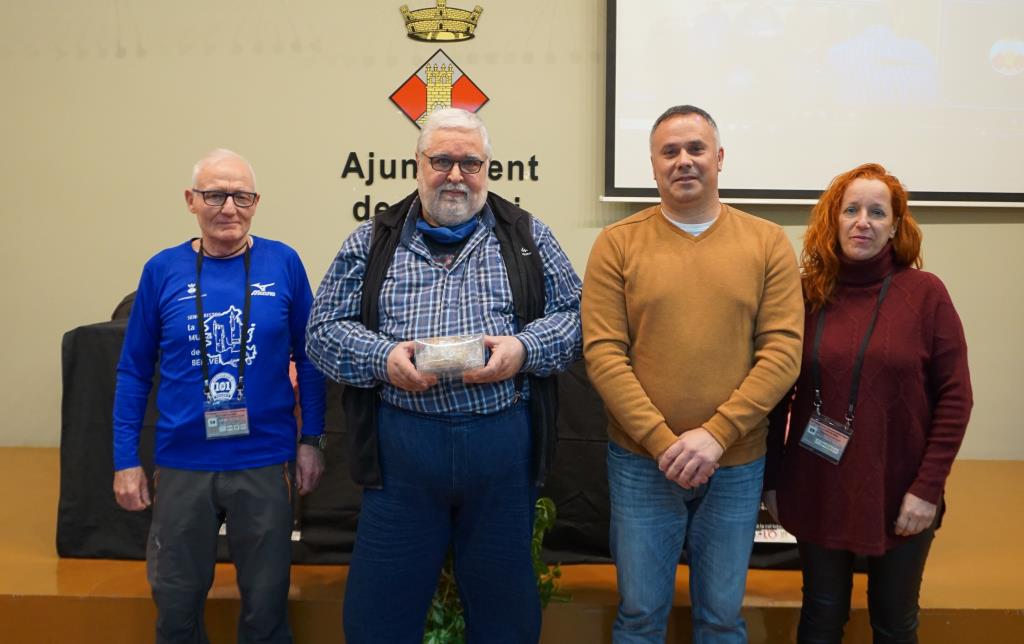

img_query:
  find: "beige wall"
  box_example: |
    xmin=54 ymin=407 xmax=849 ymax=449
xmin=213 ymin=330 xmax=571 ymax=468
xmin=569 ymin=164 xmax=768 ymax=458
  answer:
xmin=0 ymin=2 xmax=1020 ymax=458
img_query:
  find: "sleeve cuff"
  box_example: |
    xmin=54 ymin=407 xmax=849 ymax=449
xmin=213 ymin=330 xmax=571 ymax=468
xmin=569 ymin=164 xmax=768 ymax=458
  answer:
xmin=702 ymin=414 xmax=739 ymax=451
xmin=515 ymin=331 xmax=542 ymax=373
xmin=370 ymin=339 xmax=399 ymax=383
xmin=640 ymin=422 xmax=680 ymax=460
xmin=113 ymin=454 xmax=140 ymax=471
xmin=299 ymin=419 xmax=325 ymax=435
xmin=908 ymin=479 xmax=943 ymax=505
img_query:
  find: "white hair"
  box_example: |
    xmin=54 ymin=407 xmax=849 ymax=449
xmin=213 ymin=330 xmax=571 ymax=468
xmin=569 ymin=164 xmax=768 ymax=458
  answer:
xmin=191 ymin=148 xmax=256 ymax=187
xmin=416 ymin=108 xmax=492 ymax=158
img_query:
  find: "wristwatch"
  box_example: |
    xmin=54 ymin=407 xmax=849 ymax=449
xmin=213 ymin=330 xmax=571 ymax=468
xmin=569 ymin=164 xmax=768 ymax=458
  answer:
xmin=298 ymin=434 xmax=326 ymax=450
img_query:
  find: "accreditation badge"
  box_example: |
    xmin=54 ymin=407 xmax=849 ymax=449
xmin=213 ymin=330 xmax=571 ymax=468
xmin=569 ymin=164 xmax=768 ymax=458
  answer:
xmin=204 ymin=397 xmax=250 ymax=439
xmin=798 ymin=411 xmax=851 ymax=464
xmin=203 ymin=372 xmax=249 ymax=439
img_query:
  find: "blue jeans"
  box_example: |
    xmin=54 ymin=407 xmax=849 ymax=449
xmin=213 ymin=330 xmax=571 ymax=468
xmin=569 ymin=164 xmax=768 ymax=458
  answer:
xmin=607 ymin=442 xmax=764 ymax=643
xmin=343 ymin=402 xmax=540 ymax=644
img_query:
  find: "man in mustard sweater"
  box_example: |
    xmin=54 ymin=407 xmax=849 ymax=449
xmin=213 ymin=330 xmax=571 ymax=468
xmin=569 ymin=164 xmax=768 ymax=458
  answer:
xmin=582 ymin=105 xmax=803 ymax=642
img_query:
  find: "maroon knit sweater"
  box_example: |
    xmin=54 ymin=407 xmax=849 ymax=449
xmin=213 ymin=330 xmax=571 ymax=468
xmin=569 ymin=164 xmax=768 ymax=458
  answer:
xmin=766 ymin=246 xmax=973 ymax=555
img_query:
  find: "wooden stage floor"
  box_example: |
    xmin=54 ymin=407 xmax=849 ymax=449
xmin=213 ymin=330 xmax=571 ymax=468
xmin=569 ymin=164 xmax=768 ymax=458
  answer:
xmin=2 ymin=448 xmax=1022 ymax=643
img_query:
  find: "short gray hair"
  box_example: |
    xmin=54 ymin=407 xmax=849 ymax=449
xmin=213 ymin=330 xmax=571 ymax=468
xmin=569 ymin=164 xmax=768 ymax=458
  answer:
xmin=416 ymin=108 xmax=492 ymax=159
xmin=191 ymin=148 xmax=256 ymax=188
xmin=650 ymin=105 xmax=722 ymax=150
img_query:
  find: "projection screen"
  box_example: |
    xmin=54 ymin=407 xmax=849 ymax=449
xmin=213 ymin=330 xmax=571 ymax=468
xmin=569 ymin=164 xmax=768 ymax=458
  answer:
xmin=605 ymin=0 xmax=1024 ymax=205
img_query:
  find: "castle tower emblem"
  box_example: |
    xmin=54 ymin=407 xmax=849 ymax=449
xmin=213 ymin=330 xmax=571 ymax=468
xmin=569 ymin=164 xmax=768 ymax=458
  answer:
xmin=390 ymin=49 xmax=488 ymax=128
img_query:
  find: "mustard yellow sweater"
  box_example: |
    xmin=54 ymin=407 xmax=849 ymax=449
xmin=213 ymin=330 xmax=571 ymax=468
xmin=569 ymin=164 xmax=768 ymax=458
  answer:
xmin=582 ymin=204 xmax=804 ymax=466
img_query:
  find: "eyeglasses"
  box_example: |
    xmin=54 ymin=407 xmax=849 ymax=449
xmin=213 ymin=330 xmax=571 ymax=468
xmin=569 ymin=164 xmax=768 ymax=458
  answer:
xmin=424 ymin=155 xmax=485 ymax=175
xmin=192 ymin=189 xmax=258 ymax=208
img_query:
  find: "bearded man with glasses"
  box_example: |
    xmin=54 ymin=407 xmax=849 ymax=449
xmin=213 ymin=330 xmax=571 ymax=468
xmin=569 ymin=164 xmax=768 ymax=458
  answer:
xmin=307 ymin=108 xmax=582 ymax=643
xmin=112 ymin=148 xmax=326 ymax=644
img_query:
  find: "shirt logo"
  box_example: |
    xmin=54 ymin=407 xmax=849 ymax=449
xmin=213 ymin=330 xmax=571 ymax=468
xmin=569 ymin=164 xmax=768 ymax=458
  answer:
xmin=520 ymin=247 xmax=532 ymax=256
xmin=203 ymin=306 xmax=257 ymax=368
xmin=208 ymin=372 xmax=237 ymax=402
xmin=177 ymin=282 xmax=199 ymax=301
xmin=251 ymin=282 xmax=277 ymax=297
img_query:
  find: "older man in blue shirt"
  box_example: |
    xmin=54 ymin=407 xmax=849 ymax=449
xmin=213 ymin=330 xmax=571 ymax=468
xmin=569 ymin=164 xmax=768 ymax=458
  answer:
xmin=307 ymin=108 xmax=581 ymax=643
xmin=114 ymin=149 xmax=326 ymax=644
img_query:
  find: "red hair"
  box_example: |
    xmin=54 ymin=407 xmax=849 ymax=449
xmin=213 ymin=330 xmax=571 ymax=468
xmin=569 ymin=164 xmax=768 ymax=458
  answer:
xmin=802 ymin=163 xmax=923 ymax=310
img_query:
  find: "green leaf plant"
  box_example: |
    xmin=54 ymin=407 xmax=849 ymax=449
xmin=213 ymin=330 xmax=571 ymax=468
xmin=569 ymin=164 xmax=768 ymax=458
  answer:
xmin=423 ymin=496 xmax=571 ymax=644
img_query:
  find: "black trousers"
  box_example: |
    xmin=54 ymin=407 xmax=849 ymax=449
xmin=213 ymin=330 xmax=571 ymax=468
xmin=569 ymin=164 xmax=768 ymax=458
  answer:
xmin=796 ymin=528 xmax=935 ymax=644
xmin=147 ymin=465 xmax=295 ymax=644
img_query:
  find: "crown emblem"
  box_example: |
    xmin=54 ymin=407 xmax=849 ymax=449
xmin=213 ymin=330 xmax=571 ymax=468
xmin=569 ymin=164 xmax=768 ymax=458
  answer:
xmin=400 ymin=1 xmax=483 ymax=42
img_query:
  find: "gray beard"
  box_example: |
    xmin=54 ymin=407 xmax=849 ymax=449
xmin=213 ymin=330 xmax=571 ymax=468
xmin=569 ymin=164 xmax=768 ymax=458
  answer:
xmin=424 ymin=185 xmax=484 ymax=226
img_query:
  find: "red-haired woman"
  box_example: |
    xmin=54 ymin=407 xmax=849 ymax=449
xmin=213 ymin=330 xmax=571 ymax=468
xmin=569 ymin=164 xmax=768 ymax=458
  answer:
xmin=764 ymin=163 xmax=973 ymax=643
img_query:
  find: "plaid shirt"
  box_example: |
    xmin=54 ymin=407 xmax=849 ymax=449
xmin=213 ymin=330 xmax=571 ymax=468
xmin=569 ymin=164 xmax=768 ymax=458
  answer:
xmin=307 ymin=198 xmax=582 ymax=415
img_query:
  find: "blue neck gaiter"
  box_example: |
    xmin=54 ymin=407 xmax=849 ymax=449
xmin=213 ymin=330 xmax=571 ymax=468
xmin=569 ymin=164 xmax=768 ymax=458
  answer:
xmin=416 ymin=216 xmax=479 ymax=244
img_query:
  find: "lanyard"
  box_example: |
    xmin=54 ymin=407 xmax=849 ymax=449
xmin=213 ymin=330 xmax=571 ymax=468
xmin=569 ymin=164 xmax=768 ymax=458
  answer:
xmin=195 ymin=241 xmax=252 ymax=401
xmin=811 ymin=274 xmax=893 ymax=428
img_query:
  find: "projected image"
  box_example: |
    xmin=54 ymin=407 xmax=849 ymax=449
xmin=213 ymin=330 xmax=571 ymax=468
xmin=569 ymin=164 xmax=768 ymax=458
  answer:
xmin=989 ymin=39 xmax=1024 ymax=77
xmin=827 ymin=25 xmax=938 ymax=105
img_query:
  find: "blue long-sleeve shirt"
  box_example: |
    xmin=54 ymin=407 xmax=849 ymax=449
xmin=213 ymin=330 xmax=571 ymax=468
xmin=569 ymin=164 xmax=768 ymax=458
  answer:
xmin=306 ymin=199 xmax=582 ymax=415
xmin=113 ymin=237 xmax=325 ymax=471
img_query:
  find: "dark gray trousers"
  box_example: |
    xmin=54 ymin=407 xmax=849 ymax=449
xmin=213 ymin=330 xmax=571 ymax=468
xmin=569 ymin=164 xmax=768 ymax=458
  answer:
xmin=146 ymin=464 xmax=294 ymax=644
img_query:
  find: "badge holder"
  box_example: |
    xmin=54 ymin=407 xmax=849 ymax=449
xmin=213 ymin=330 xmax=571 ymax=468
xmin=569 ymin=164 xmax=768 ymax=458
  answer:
xmin=204 ymin=394 xmax=250 ymax=440
xmin=799 ymin=398 xmax=852 ymax=464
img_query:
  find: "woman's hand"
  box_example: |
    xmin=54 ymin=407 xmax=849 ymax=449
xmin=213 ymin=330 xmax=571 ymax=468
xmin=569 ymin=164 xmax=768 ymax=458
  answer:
xmin=894 ymin=492 xmax=937 ymax=536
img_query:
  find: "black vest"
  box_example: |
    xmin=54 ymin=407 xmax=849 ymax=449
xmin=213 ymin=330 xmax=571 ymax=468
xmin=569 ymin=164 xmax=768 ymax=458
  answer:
xmin=342 ymin=190 xmax=559 ymax=488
